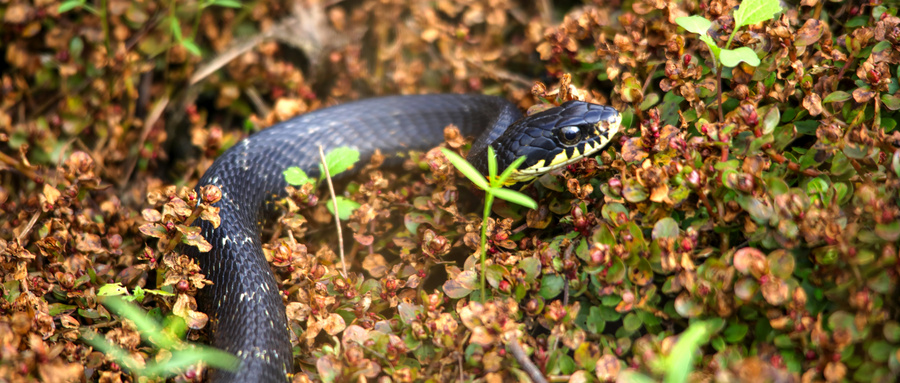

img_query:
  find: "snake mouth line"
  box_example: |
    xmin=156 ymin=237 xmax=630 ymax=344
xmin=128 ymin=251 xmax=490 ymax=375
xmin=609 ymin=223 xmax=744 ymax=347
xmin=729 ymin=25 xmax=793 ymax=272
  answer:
xmin=504 ymin=117 xmax=622 ymax=184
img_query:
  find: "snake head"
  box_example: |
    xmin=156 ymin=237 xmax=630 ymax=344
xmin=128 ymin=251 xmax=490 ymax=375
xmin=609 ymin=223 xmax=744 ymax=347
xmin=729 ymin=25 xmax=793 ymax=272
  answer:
xmin=491 ymin=100 xmax=622 ymax=187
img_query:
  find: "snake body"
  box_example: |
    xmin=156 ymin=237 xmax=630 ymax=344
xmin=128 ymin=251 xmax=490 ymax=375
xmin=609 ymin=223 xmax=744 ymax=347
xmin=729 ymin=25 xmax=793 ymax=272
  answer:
xmin=189 ymin=94 xmax=620 ymax=382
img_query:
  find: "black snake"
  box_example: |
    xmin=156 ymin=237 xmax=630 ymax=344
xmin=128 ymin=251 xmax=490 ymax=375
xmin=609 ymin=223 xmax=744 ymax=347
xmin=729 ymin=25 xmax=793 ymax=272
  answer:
xmin=188 ymin=94 xmax=621 ymax=381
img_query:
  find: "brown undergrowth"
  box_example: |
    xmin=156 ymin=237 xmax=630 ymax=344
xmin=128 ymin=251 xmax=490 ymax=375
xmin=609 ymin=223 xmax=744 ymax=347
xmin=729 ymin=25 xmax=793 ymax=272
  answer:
xmin=2 ymin=0 xmax=900 ymax=382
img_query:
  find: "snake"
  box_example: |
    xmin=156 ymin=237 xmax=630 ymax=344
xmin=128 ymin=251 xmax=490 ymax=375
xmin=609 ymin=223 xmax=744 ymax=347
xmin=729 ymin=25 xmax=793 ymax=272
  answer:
xmin=188 ymin=94 xmax=622 ymax=382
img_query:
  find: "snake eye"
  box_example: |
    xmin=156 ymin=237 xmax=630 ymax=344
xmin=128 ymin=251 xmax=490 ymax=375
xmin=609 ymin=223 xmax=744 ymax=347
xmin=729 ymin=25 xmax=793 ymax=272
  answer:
xmin=558 ymin=126 xmax=582 ymax=145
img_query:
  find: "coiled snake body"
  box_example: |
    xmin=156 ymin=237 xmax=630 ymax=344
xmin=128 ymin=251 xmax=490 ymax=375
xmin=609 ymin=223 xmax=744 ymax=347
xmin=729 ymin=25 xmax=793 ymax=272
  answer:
xmin=190 ymin=94 xmax=621 ymax=382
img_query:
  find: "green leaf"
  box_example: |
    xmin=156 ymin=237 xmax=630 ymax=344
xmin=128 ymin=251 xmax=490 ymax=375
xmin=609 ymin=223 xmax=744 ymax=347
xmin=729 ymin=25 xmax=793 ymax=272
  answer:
xmin=169 ymin=17 xmax=183 ymax=40
xmin=894 ymin=151 xmax=900 ymax=179
xmin=398 ymin=302 xmax=423 ymax=324
xmin=211 ymin=0 xmax=242 ymax=8
xmin=145 ymin=289 xmax=175 ymax=297
xmin=665 ymin=321 xmax=713 ymax=383
xmin=824 ymin=91 xmax=852 ymax=103
xmin=519 ymin=257 xmax=541 ymax=282
xmin=652 ymin=217 xmax=679 ymax=240
xmin=875 ymin=221 xmax=900 ymax=242
xmin=443 ymin=271 xmax=477 ymax=298
xmin=621 ymin=178 xmax=647 ymax=202
xmin=539 ymin=274 xmax=565 ymax=299
xmin=605 ymin=258 xmax=626 ymax=284
xmin=867 ymin=340 xmax=893 ymax=362
xmin=180 ymin=40 xmax=202 ymax=56
xmin=97 ymin=283 xmax=129 ymax=297
xmin=326 ymin=196 xmax=360 ymax=220
xmin=758 ymin=105 xmax=780 ymax=135
xmin=58 ymin=0 xmax=84 ymax=13
xmin=872 ymin=40 xmax=891 ymax=53
xmin=639 ymin=93 xmax=660 ymax=110
xmin=881 ymin=94 xmax=900 ymax=111
xmin=846 ymin=16 xmax=868 ymax=28
xmin=719 ymin=47 xmax=761 ymax=67
xmin=623 ymin=312 xmax=643 ymax=333
xmin=487 ymin=146 xmax=498 ymax=179
xmin=806 ymin=177 xmax=829 ymax=195
xmin=585 ymin=306 xmax=606 ymax=334
xmin=69 ymin=37 xmax=84 ymax=58
xmin=283 ymin=166 xmax=312 ymax=186
xmin=675 ymin=15 xmax=712 ymax=35
xmin=441 ymin=148 xmax=489 ymax=190
xmin=322 ymin=147 xmax=361 ymax=177
xmin=724 ymin=322 xmax=749 ymax=343
xmin=698 ymin=35 xmax=722 ymax=62
xmin=733 ymin=0 xmax=783 ymax=29
xmin=490 ymin=188 xmax=537 ymax=209
xmin=496 ymin=152 xmax=527 ymax=186
xmin=133 ymin=286 xmax=145 ymax=302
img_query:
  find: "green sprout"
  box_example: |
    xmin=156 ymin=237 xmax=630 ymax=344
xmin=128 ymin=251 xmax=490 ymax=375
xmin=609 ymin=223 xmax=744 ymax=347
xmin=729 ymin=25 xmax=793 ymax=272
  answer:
xmin=675 ymin=0 xmax=782 ymax=120
xmin=283 ymin=147 xmax=362 ymax=220
xmin=81 ymin=296 xmax=239 ymax=380
xmin=441 ymin=146 xmax=537 ymax=301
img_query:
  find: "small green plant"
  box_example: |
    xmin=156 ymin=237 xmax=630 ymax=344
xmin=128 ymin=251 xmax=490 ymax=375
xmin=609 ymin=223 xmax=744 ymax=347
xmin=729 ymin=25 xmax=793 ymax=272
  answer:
xmin=59 ymin=0 xmax=241 ymax=57
xmin=81 ymin=296 xmax=239 ymax=380
xmin=440 ymin=147 xmax=537 ymax=301
xmin=658 ymin=320 xmax=714 ymax=383
xmin=98 ymin=282 xmax=174 ymax=303
xmin=675 ymin=0 xmax=782 ymax=120
xmin=283 ymin=147 xmax=362 ymax=219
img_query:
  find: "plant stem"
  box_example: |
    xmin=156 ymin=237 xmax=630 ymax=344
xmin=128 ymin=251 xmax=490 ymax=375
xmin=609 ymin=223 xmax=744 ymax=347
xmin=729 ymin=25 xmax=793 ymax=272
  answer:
xmin=873 ymin=92 xmax=881 ymax=132
xmin=725 ymin=29 xmax=736 ymax=50
xmin=832 ymin=59 xmax=854 ymax=92
xmin=508 ymin=339 xmax=548 ymax=383
xmin=480 ymin=192 xmax=494 ymax=302
xmin=716 ymin=65 xmax=724 ymax=122
xmin=100 ymin=0 xmax=110 ymax=59
xmin=319 ymin=145 xmax=348 ymax=279
xmin=191 ymin=2 xmax=204 ymax=40
xmin=764 ymin=150 xmax=823 ymax=177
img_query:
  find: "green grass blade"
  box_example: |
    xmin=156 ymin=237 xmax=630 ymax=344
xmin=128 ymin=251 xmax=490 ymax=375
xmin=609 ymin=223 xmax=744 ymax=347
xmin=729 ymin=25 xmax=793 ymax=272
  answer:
xmin=495 ymin=155 xmax=528 ymax=186
xmin=491 ymin=188 xmax=537 ymax=210
xmin=664 ymin=321 xmax=713 ymax=383
xmin=487 ymin=146 xmax=498 ymax=178
xmin=102 ymin=297 xmax=178 ymax=349
xmin=81 ymin=330 xmax=144 ymax=373
xmin=142 ymin=348 xmax=240 ymax=376
xmin=441 ymin=148 xmax=489 ymax=190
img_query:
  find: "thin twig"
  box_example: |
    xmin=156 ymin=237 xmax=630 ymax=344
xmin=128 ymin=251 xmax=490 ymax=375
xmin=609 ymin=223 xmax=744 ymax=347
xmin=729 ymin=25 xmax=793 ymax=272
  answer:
xmin=765 ymin=150 xmax=822 ymax=177
xmin=508 ymin=339 xmax=548 ymax=383
xmin=458 ymin=353 xmax=464 ymax=382
xmin=245 ymin=86 xmax=272 ymax=117
xmin=0 ymin=150 xmax=42 ymax=183
xmin=16 ymin=210 xmax=41 ymax=246
xmin=641 ymin=63 xmax=659 ymax=95
xmin=318 ymin=145 xmax=348 ymax=278
xmin=120 ymin=95 xmax=169 ymax=188
xmin=189 ymin=33 xmax=269 ymax=85
xmin=832 ymin=58 xmax=854 ymax=92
